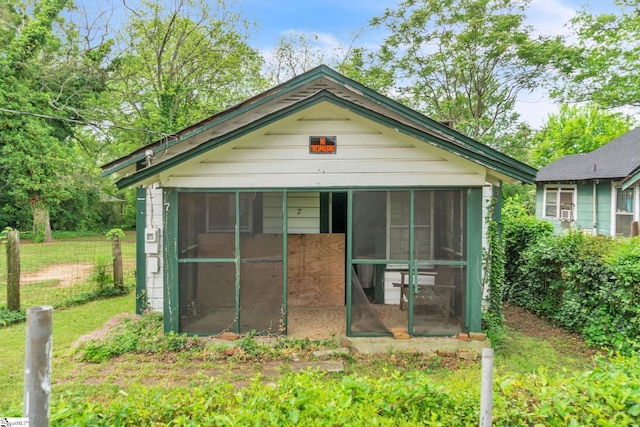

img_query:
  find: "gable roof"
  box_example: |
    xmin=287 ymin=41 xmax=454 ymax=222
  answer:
xmin=102 ymin=65 xmax=536 ymax=189
xmin=536 ymin=127 xmax=640 ymax=183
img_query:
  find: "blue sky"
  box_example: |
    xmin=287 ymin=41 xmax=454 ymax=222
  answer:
xmin=74 ymin=0 xmax=630 ymax=128
xmin=235 ymin=0 xmax=625 ymax=128
xmin=239 ymin=0 xmax=612 ymax=47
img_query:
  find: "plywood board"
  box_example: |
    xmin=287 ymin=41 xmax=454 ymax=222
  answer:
xmin=288 ymin=234 xmax=345 ymax=307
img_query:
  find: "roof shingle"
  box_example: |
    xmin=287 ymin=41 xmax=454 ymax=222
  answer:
xmin=536 ymin=127 xmax=640 ymax=182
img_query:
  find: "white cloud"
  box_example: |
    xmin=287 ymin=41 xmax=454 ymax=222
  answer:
xmin=526 ymin=0 xmax=578 ymax=37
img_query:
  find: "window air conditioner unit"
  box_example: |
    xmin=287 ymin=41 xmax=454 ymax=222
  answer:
xmin=560 ymin=209 xmax=572 ymax=221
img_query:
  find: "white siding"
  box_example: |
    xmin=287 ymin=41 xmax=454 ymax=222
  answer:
xmin=262 ymin=193 xmax=284 ymax=233
xmin=159 ymin=103 xmax=486 ymax=189
xmin=262 ymin=192 xmax=321 ymax=234
xmin=145 ymin=185 xmax=164 ymax=312
xmin=287 ymin=193 xmax=320 ymax=234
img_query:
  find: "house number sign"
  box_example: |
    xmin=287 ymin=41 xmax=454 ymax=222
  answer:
xmin=309 ymin=136 xmax=337 ymax=154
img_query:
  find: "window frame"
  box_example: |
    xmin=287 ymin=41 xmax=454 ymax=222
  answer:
xmin=543 ymin=185 xmax=577 ymax=221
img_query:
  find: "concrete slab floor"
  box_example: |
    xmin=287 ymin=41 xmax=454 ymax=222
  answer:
xmin=204 ymin=335 xmax=490 ymax=356
xmin=345 ymin=336 xmax=490 ymax=355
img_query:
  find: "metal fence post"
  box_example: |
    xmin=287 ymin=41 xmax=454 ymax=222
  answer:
xmin=480 ymin=347 xmax=494 ymax=427
xmin=24 ymin=306 xmax=53 ymax=427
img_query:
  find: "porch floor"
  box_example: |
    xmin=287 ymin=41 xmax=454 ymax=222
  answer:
xmin=287 ymin=305 xmax=463 ymax=339
xmin=183 ymin=304 xmax=463 ymax=338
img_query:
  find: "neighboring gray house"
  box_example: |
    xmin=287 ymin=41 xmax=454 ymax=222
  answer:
xmin=536 ymin=127 xmax=640 ymax=237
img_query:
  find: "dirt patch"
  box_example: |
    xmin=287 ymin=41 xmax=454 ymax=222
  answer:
xmin=503 ymin=303 xmax=602 ymax=359
xmin=21 ymin=263 xmax=94 ymax=288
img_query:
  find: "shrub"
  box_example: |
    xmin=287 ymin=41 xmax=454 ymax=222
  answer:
xmin=49 ymin=354 xmax=640 ymax=426
xmin=503 ymin=219 xmax=640 ymax=354
xmin=0 ymin=306 xmax=26 ymax=327
xmin=502 ymin=201 xmax=553 ymax=303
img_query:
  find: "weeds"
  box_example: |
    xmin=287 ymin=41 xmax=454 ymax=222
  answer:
xmin=0 ymin=307 xmax=26 ymax=327
xmin=75 ymin=311 xmax=202 ymax=362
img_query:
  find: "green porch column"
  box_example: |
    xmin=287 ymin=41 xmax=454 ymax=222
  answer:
xmin=466 ymin=187 xmax=483 ymax=332
xmin=164 ymin=190 xmax=179 ymax=333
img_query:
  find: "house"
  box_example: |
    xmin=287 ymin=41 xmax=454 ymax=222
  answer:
xmin=102 ymin=66 xmax=536 ymax=337
xmin=535 ymin=127 xmax=640 ymax=237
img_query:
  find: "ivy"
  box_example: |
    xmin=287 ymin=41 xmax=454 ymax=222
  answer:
xmin=482 ymin=186 xmax=507 ymax=344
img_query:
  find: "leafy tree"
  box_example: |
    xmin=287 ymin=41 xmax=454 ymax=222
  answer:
xmin=106 ymin=0 xmax=267 ymax=149
xmin=0 ymin=0 xmax=112 ymax=240
xmin=552 ymin=0 xmax=640 ymax=110
xmin=0 ymin=0 xmax=73 ymax=241
xmin=370 ymin=0 xmax=565 ymax=142
xmin=335 ymin=47 xmax=396 ymax=95
xmin=529 ymin=104 xmax=636 ymax=168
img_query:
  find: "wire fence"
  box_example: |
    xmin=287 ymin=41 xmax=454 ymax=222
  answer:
xmin=0 ymin=233 xmax=136 ymax=310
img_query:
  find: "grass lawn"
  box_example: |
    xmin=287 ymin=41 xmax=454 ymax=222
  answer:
xmin=0 ymin=294 xmax=135 ymax=414
xmin=0 ymin=232 xmax=136 ymax=309
xmin=0 ymin=296 xmax=603 ymax=417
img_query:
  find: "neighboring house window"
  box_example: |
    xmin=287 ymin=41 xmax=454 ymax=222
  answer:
xmin=615 ymin=187 xmax=635 ymax=237
xmin=544 ymin=187 xmax=575 ymax=221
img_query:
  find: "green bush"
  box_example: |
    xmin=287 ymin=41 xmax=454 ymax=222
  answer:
xmin=495 ymin=354 xmax=640 ymax=426
xmin=502 ymin=201 xmax=553 ymax=303
xmin=51 ymin=370 xmax=477 ymax=425
xmin=50 ymin=355 xmax=640 ymax=426
xmin=503 ymin=217 xmax=640 ymax=354
xmin=0 ymin=306 xmax=26 ymax=327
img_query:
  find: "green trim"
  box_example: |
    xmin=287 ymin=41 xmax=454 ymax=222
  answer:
xmin=374 ymin=264 xmax=386 ymax=304
xmin=332 ymin=96 xmax=535 ymax=183
xmin=163 ymin=186 xmax=473 ymax=194
xmin=282 ymin=191 xmax=288 ymax=335
xmin=135 ymin=187 xmax=146 ymax=315
xmin=353 ymin=259 xmax=466 ymax=266
xmin=346 ymin=190 xmax=353 ymax=336
xmin=466 ymin=187 xmax=483 ymax=332
xmin=234 ymin=193 xmax=241 ymax=334
xmin=408 ymin=190 xmax=416 ymax=334
xmin=116 ymin=90 xmax=535 ymax=189
xmin=622 ymin=169 xmax=640 ymax=190
xmin=320 ymin=193 xmax=330 ymax=233
xmin=164 ymin=189 xmax=180 ymax=333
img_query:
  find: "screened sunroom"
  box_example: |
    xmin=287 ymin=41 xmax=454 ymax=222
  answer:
xmin=166 ymin=188 xmax=474 ymax=337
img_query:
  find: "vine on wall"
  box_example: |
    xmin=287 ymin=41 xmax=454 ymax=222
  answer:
xmin=482 ymin=186 xmax=506 ymax=342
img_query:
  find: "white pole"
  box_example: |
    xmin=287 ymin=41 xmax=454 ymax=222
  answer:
xmin=24 ymin=306 xmax=53 ymax=427
xmin=479 ymin=347 xmax=494 ymax=427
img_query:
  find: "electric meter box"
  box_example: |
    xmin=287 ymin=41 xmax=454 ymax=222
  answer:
xmin=145 ymin=228 xmax=159 ymax=254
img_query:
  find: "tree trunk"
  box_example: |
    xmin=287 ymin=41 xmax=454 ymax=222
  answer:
xmin=32 ymin=201 xmax=53 ymax=243
xmin=112 ymin=236 xmax=124 ymax=290
xmin=7 ymin=230 xmax=21 ymax=311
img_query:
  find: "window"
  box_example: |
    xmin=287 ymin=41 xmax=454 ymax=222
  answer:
xmin=544 ymin=187 xmax=575 ymax=220
xmin=616 ymin=187 xmax=635 ymax=237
